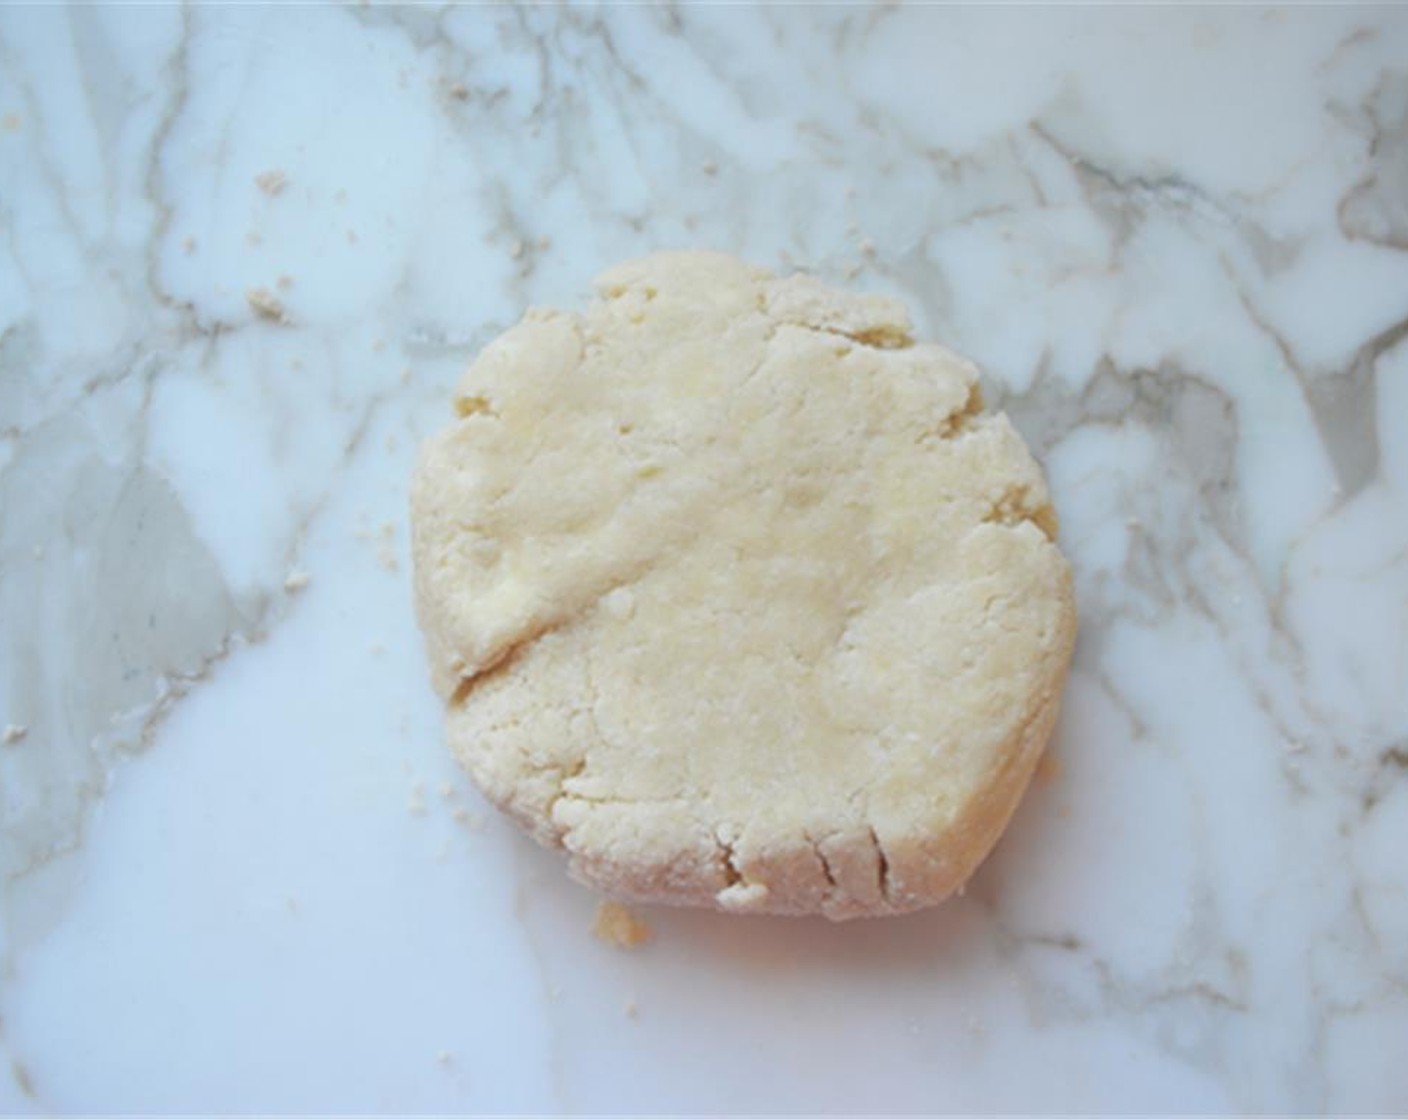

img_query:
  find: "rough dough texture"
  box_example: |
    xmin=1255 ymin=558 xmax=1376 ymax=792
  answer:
xmin=411 ymin=251 xmax=1076 ymax=920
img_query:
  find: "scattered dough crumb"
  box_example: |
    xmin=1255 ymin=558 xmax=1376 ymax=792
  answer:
xmin=246 ymin=286 xmax=287 ymax=323
xmin=377 ymin=521 xmax=399 ymax=572
xmin=449 ymin=82 xmax=469 ymax=101
xmin=400 ymin=366 xmax=412 ymax=385
xmin=452 ymin=807 xmax=484 ymax=831
xmin=508 ymin=239 xmax=525 ymax=260
xmin=246 ymin=230 xmax=264 ymax=247
xmin=290 ymin=357 xmax=304 ymax=372
xmin=408 ymin=782 xmax=428 ymax=816
xmin=3 ymin=725 xmax=28 ymax=746
xmin=436 ymin=1050 xmax=453 ymax=1066
xmin=1 ymin=113 xmax=21 ymax=133
xmin=369 ymin=642 xmax=386 ymax=656
xmin=1035 ymin=750 xmax=1063 ymax=785
xmin=439 ymin=781 xmax=456 ymax=800
xmin=372 ymin=337 xmax=385 ymax=353
xmin=255 ymin=168 xmax=287 ymax=195
xmin=335 ymin=189 xmax=348 ymax=204
xmin=284 ymin=568 xmax=310 ymax=592
xmin=701 ymin=159 xmax=717 ymax=175
xmin=536 ymin=234 xmax=551 ymax=251
xmin=593 ymin=901 xmax=653 ymax=950
xmin=624 ymin=998 xmax=639 ymax=1019
xmin=276 ymin=274 xmax=294 ymax=291
xmin=181 ymin=236 xmax=197 ymax=254
xmin=858 ymin=237 xmax=877 ymax=257
xmin=347 ymin=228 xmax=359 ymax=244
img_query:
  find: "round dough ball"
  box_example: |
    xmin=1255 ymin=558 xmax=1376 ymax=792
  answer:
xmin=411 ymin=251 xmax=1075 ymax=920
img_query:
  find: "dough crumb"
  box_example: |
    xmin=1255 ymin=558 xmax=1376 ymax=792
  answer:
xmin=246 ymin=286 xmax=287 ymax=323
xmin=181 ymin=236 xmax=197 ymax=254
xmin=408 ymin=782 xmax=428 ymax=816
xmin=255 ymin=168 xmax=288 ymax=195
xmin=11 ymin=1060 xmax=34 ymax=1098
xmin=2 ymin=724 xmax=28 ymax=746
xmin=276 ymin=274 xmax=294 ymax=291
xmin=377 ymin=521 xmax=399 ymax=572
xmin=283 ymin=568 xmax=310 ymax=593
xmin=1035 ymin=749 xmax=1063 ymax=785
xmin=624 ymin=998 xmax=639 ymax=1019
xmin=701 ymin=159 xmax=717 ymax=176
xmin=452 ymin=807 xmax=484 ymax=831
xmin=508 ymin=239 xmax=525 ymax=260
xmin=536 ymin=234 xmax=551 ymax=251
xmin=369 ymin=642 xmax=386 ymax=656
xmin=246 ymin=230 xmax=264 ymax=247
xmin=347 ymin=228 xmax=359 ymax=244
xmin=335 ymin=189 xmax=348 ymax=205
xmin=439 ymin=781 xmax=456 ymax=800
xmin=1 ymin=113 xmax=21 ymax=132
xmin=448 ymin=82 xmax=469 ymax=101
xmin=593 ymin=901 xmax=653 ymax=949
xmin=400 ymin=366 xmax=412 ymax=385
xmin=858 ymin=237 xmax=877 ymax=257
xmin=435 ymin=1049 xmax=454 ymax=1066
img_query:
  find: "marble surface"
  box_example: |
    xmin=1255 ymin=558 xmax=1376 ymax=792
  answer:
xmin=2 ymin=4 xmax=1407 ymax=1114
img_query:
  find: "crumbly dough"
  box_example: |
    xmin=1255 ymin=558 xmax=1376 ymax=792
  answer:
xmin=411 ymin=251 xmax=1076 ymax=920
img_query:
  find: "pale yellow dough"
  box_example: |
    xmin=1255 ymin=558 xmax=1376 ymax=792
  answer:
xmin=411 ymin=251 xmax=1076 ymax=920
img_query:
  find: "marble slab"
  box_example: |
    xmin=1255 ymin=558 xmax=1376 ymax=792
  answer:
xmin=1 ymin=4 xmax=1406 ymax=1113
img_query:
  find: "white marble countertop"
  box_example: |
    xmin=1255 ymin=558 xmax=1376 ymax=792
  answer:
xmin=2 ymin=5 xmax=1407 ymax=1114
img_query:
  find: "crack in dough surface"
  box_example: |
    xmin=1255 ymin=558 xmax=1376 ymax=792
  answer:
xmin=411 ymin=251 xmax=1076 ymax=919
